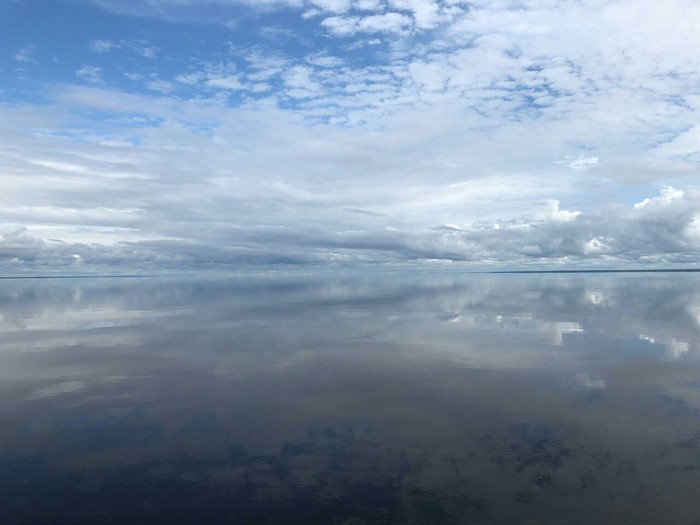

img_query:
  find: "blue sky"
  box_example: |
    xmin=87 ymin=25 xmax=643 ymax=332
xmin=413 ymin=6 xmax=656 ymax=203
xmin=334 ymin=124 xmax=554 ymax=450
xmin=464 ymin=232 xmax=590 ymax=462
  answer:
xmin=2 ymin=0 xmax=700 ymax=271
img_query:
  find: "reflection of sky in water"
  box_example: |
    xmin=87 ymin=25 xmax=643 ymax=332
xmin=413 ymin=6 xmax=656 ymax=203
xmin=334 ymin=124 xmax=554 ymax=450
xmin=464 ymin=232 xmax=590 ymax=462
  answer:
xmin=1 ymin=274 xmax=700 ymax=523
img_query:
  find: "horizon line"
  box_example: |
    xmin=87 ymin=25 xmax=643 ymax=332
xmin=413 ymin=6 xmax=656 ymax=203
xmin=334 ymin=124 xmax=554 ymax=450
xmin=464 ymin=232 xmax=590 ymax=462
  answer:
xmin=0 ymin=268 xmax=699 ymax=279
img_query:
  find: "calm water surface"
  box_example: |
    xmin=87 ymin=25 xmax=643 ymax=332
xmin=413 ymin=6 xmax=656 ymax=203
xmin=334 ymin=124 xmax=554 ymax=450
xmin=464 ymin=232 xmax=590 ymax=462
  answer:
xmin=2 ymin=273 xmax=700 ymax=524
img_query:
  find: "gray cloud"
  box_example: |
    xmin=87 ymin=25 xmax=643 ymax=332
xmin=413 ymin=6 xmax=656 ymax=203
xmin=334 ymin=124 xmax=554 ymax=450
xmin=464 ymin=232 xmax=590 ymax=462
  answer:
xmin=1 ymin=186 xmax=698 ymax=272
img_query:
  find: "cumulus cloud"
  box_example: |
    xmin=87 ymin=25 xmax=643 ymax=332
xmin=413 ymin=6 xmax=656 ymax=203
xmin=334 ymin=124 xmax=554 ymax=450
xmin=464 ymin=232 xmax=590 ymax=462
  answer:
xmin=387 ymin=0 xmax=442 ymax=29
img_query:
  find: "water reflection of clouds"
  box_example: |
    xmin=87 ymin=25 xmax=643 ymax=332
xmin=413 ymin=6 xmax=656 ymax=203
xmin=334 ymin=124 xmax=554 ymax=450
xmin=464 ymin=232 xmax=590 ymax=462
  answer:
xmin=451 ymin=313 xmax=584 ymax=346
xmin=0 ymin=274 xmax=697 ymax=422
xmin=640 ymin=335 xmax=691 ymax=360
xmin=575 ymin=373 xmax=607 ymax=390
xmin=1 ymin=274 xmax=700 ymax=362
xmin=1 ymin=274 xmax=700 ymax=522
xmin=430 ymin=276 xmax=700 ymax=362
xmin=28 ymin=380 xmax=87 ymax=400
xmin=0 ymin=306 xmax=186 ymax=333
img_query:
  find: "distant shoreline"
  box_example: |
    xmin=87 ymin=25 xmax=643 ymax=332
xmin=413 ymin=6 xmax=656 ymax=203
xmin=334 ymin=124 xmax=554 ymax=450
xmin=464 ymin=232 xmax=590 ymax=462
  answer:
xmin=489 ymin=268 xmax=700 ymax=274
xmin=0 ymin=275 xmax=148 ymax=280
xmin=0 ymin=268 xmax=699 ymax=279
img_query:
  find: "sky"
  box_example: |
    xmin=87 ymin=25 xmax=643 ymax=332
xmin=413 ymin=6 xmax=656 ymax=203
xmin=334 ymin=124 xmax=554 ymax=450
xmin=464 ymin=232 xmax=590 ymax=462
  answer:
xmin=1 ymin=0 xmax=700 ymax=272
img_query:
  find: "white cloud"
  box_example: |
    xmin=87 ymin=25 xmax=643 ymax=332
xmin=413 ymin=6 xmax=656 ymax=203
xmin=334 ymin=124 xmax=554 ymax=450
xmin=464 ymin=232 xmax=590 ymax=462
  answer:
xmin=354 ymin=0 xmax=383 ymax=11
xmin=283 ymin=65 xmax=323 ymax=97
xmin=305 ymin=52 xmax=344 ymax=68
xmin=14 ymin=45 xmax=36 ymax=63
xmin=89 ymin=39 xmax=117 ymax=53
xmin=321 ymin=15 xmax=360 ymax=35
xmin=655 ymin=125 xmax=700 ymax=160
xmin=322 ymin=11 xmax=412 ymax=35
xmin=302 ymin=8 xmax=323 ymax=18
xmin=309 ymin=0 xmax=352 ymax=13
xmin=75 ymin=65 xmax=104 ymax=84
xmin=87 ymin=39 xmax=159 ymax=58
xmin=634 ymin=186 xmax=684 ymax=209
xmin=136 ymin=45 xmax=159 ymax=58
xmin=358 ymin=11 xmax=413 ymax=33
xmin=259 ymin=26 xmax=298 ymax=40
xmin=205 ymin=74 xmax=245 ymax=90
xmin=388 ymin=0 xmax=441 ymax=29
xmin=146 ymin=79 xmax=175 ymax=93
xmin=533 ymin=200 xmax=581 ymax=223
xmin=567 ymin=156 xmax=599 ymax=171
xmin=83 ymin=0 xmax=304 ymax=19
xmin=175 ymin=72 xmax=204 ymax=85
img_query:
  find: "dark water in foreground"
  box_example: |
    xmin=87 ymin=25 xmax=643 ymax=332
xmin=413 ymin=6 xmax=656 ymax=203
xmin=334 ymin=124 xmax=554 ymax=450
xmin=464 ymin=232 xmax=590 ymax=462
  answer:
xmin=2 ymin=273 xmax=700 ymax=524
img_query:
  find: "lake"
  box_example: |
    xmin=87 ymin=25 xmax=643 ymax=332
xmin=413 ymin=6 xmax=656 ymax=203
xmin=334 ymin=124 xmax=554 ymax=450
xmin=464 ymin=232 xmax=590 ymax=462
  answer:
xmin=1 ymin=272 xmax=700 ymax=524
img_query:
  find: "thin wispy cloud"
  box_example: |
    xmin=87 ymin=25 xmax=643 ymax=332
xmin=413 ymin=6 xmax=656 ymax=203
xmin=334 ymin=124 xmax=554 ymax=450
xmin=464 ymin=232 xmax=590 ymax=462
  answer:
xmin=75 ymin=65 xmax=104 ymax=84
xmin=14 ymin=45 xmax=36 ymax=63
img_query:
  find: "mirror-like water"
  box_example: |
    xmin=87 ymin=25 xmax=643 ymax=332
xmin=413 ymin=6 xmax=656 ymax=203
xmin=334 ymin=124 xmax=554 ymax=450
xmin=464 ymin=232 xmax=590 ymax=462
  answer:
xmin=2 ymin=273 xmax=700 ymax=524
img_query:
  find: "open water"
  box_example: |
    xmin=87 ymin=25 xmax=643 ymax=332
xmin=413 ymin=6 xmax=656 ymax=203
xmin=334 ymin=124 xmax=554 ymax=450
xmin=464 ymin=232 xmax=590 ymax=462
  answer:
xmin=1 ymin=273 xmax=700 ymax=524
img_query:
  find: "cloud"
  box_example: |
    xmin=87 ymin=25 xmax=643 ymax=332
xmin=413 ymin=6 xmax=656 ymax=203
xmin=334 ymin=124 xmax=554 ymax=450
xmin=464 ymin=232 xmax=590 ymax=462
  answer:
xmin=354 ymin=0 xmax=383 ymax=11
xmin=566 ymin=156 xmax=599 ymax=171
xmin=3 ymin=0 xmax=700 ymax=271
xmin=88 ymin=38 xmax=160 ymax=58
xmin=305 ymin=52 xmax=344 ymax=68
xmin=146 ymin=79 xmax=175 ymax=93
xmin=89 ymin=39 xmax=117 ymax=53
xmin=75 ymin=65 xmax=104 ymax=84
xmin=205 ymin=74 xmax=245 ymax=90
xmin=82 ymin=0 xmax=304 ymax=21
xmin=322 ymin=12 xmax=413 ymax=36
xmin=14 ymin=45 xmax=36 ymax=63
xmin=387 ymin=0 xmax=442 ymax=29
xmin=310 ymin=0 xmax=353 ymax=13
xmin=3 ymin=79 xmax=698 ymax=268
xmin=533 ymin=200 xmax=581 ymax=223
xmin=1 ymin=127 xmax=698 ymax=271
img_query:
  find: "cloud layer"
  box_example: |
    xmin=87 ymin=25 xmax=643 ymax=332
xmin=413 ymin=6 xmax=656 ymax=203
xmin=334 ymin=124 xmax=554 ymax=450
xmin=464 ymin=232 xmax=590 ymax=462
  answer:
xmin=1 ymin=0 xmax=700 ymax=272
